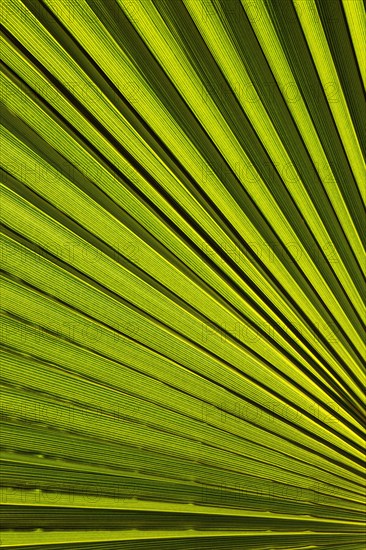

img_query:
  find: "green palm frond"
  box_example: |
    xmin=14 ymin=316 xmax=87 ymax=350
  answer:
xmin=0 ymin=0 xmax=365 ymax=548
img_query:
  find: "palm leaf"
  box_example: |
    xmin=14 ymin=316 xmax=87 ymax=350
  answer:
xmin=1 ymin=0 xmax=365 ymax=548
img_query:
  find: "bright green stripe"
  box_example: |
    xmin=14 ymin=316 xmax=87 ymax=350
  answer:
xmin=294 ymin=0 xmax=365 ymax=203
xmin=342 ymin=0 xmax=366 ymax=91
